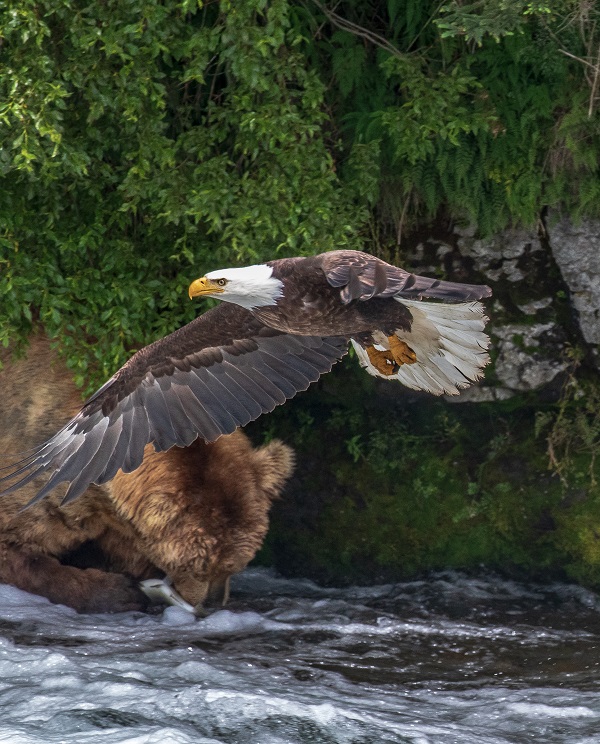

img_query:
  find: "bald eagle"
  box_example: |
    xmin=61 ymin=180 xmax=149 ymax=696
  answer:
xmin=0 ymin=250 xmax=491 ymax=504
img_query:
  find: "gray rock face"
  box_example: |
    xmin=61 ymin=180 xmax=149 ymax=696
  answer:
xmin=456 ymin=227 xmax=539 ymax=283
xmin=493 ymin=323 xmax=569 ymax=391
xmin=549 ymin=216 xmax=600 ymax=360
xmin=407 ymin=215 xmax=599 ymax=402
xmin=447 ymin=322 xmax=568 ymax=402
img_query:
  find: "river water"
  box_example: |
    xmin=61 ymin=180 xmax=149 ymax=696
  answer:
xmin=0 ymin=568 xmax=599 ymax=744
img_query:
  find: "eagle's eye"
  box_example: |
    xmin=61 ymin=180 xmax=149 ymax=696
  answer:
xmin=216 ymin=278 xmax=227 ymax=287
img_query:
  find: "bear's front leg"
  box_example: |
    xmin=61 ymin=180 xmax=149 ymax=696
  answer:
xmin=0 ymin=544 xmax=148 ymax=613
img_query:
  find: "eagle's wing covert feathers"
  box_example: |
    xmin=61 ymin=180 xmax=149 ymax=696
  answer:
xmin=321 ymin=250 xmax=491 ymax=304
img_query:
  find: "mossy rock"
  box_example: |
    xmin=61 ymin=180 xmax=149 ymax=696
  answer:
xmin=252 ymin=361 xmax=600 ymax=588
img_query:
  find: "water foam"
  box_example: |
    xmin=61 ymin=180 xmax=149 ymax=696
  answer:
xmin=0 ymin=570 xmax=598 ymax=743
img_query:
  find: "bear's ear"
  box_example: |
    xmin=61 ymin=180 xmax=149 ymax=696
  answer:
xmin=254 ymin=440 xmax=295 ymax=501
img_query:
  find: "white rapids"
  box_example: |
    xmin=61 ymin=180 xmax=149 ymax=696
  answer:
xmin=0 ymin=568 xmax=599 ymax=743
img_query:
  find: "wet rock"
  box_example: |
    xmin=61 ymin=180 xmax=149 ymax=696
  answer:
xmin=446 ymin=385 xmax=514 ymax=403
xmin=516 ymin=297 xmax=553 ymax=315
xmin=455 ymin=226 xmax=539 ymax=283
xmin=446 ymin=323 xmax=569 ymax=402
xmin=406 ymin=219 xmax=598 ymax=398
xmin=548 ymin=216 xmax=600 ymax=365
xmin=493 ymin=323 xmax=569 ymax=392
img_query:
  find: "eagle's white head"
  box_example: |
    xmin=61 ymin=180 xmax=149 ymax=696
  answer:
xmin=188 ymin=264 xmax=284 ymax=310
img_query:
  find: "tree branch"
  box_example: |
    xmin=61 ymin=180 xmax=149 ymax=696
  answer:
xmin=310 ymin=0 xmax=409 ymax=61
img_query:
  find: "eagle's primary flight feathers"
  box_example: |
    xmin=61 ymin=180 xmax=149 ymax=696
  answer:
xmin=0 ymin=250 xmax=491 ymax=504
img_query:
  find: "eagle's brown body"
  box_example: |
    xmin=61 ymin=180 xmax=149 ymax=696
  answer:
xmin=255 ymin=272 xmax=412 ymax=340
xmin=256 ymin=252 xmax=486 ymax=340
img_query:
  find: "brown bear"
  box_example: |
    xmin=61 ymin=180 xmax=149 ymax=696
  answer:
xmin=0 ymin=334 xmax=294 ymax=613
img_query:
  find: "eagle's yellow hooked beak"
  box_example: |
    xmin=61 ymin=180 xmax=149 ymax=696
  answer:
xmin=188 ymin=277 xmax=224 ymax=300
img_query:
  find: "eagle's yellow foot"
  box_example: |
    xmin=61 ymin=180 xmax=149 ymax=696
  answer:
xmin=365 ymin=346 xmax=398 ymax=376
xmin=388 ymin=336 xmax=417 ymax=365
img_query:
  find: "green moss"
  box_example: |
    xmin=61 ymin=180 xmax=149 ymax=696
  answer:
xmin=254 ymin=360 xmax=600 ymax=589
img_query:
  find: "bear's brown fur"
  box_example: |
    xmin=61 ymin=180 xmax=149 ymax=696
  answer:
xmin=0 ymin=335 xmax=294 ymax=613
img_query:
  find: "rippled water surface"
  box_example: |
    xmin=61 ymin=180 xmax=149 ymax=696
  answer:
xmin=0 ymin=568 xmax=599 ymax=743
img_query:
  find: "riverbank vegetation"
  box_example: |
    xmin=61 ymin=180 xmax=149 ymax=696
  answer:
xmin=1 ymin=0 xmax=599 ymax=586
xmin=254 ymin=361 xmax=600 ymax=586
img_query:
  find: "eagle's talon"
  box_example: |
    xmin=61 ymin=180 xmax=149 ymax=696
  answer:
xmin=388 ymin=336 xmax=417 ymax=366
xmin=365 ymin=346 xmax=397 ymax=376
xmin=365 ymin=337 xmax=417 ymax=375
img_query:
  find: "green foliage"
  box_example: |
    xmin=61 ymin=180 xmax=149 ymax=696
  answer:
xmin=535 ymin=364 xmax=600 ymax=488
xmin=435 ymin=1 xmax=553 ymax=45
xmin=302 ymin=0 xmax=600 ymax=243
xmin=1 ymin=0 xmax=599 ymax=379
xmin=374 ymin=58 xmax=493 ymax=164
xmin=0 ymin=0 xmax=364 ymax=385
xmin=2 ymin=0 xmax=599 ymax=588
xmin=258 ymin=372 xmax=600 ymax=587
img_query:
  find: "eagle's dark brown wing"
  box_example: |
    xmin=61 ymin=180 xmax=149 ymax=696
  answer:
xmin=319 ymin=250 xmax=491 ymax=304
xmin=0 ymin=303 xmax=347 ymax=504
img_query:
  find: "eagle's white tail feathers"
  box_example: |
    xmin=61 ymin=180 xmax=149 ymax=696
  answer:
xmin=351 ymin=299 xmax=490 ymax=396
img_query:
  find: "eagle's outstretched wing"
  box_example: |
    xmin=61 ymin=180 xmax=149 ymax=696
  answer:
xmin=320 ymin=250 xmax=491 ymax=304
xmin=0 ymin=303 xmax=347 ymax=504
